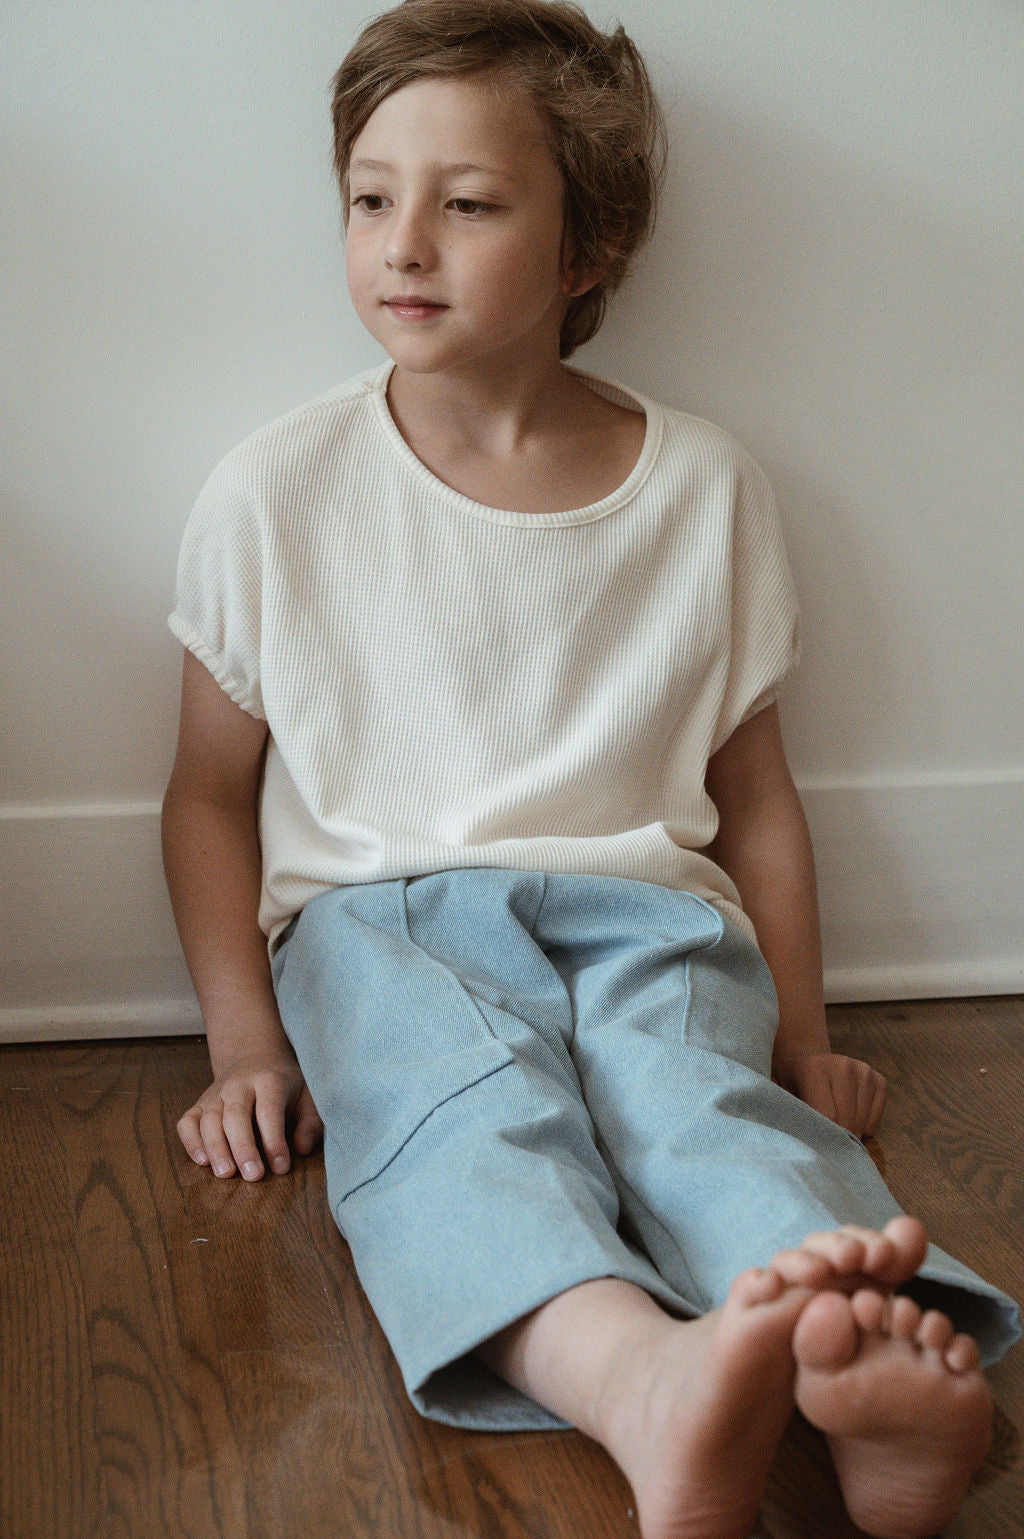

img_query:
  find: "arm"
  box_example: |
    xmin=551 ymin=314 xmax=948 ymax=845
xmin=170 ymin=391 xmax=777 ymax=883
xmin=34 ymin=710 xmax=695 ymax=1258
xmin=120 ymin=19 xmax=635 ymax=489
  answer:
xmin=704 ymin=703 xmax=886 ymax=1138
xmin=162 ymin=649 xmax=323 ymax=1179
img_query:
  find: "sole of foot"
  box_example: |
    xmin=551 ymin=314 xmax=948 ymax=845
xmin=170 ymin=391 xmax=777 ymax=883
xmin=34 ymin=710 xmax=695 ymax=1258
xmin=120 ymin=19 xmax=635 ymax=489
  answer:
xmin=792 ymin=1285 xmax=993 ymax=1539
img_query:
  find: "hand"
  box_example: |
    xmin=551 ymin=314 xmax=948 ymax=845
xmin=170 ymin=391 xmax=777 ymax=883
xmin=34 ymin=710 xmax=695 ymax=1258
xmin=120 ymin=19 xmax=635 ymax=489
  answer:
xmin=177 ymin=1053 xmax=323 ymax=1180
xmin=776 ymin=1050 xmax=887 ymax=1139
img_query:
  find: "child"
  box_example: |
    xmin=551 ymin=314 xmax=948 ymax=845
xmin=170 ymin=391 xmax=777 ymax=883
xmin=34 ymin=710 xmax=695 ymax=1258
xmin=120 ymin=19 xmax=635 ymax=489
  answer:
xmin=163 ymin=3 xmax=1019 ymax=1535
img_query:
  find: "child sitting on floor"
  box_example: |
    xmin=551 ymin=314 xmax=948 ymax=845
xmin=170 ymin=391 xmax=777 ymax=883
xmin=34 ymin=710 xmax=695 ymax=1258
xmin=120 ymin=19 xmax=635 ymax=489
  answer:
xmin=162 ymin=4 xmax=1019 ymax=1535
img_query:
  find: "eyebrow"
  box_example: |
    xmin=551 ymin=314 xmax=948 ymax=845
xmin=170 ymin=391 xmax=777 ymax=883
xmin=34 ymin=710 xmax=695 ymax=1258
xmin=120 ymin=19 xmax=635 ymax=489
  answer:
xmin=349 ymin=157 xmax=518 ymax=183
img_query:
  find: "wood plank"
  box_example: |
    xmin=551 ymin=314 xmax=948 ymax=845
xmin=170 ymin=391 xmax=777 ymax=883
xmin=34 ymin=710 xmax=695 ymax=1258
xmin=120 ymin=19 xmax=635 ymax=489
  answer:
xmin=837 ymin=1006 xmax=1024 ymax=1284
xmin=76 ymin=1229 xmax=247 ymax=1538
xmin=827 ymin=999 xmax=1024 ymax=1539
xmin=223 ymin=1342 xmax=641 ymax=1538
xmin=179 ymin=1156 xmax=343 ymax=1354
xmin=39 ymin=1038 xmax=248 ymax=1537
xmin=0 ymin=1084 xmax=77 ymax=1248
xmin=0 ymin=1038 xmax=137 ymax=1093
xmin=0 ymin=1239 xmax=103 ymax=1538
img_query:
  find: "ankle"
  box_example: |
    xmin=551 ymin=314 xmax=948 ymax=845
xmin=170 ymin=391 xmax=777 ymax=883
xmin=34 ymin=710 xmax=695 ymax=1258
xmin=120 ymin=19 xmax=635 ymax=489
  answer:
xmin=479 ymin=1278 xmax=675 ymax=1447
xmin=591 ymin=1307 xmax=679 ymax=1458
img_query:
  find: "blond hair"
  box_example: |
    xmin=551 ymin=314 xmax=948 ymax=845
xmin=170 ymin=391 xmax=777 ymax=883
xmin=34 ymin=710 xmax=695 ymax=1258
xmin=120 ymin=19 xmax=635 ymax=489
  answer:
xmin=331 ymin=0 xmax=665 ymax=357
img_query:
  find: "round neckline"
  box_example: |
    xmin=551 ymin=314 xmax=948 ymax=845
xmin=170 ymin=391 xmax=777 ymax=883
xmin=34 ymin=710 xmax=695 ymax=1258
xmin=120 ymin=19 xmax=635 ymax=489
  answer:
xmin=367 ymin=361 xmax=663 ymax=528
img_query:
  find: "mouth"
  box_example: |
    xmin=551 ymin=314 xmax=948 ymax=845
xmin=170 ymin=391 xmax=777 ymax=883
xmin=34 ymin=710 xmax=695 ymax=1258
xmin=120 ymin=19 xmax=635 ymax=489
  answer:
xmin=383 ymin=297 xmax=448 ymax=320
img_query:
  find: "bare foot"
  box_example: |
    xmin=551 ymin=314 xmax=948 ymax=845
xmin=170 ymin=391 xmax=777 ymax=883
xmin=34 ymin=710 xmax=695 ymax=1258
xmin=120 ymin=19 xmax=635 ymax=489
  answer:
xmin=793 ymin=1287 xmax=993 ymax=1538
xmin=786 ymin=1215 xmax=929 ymax=1295
xmin=596 ymin=1267 xmax=813 ymax=1539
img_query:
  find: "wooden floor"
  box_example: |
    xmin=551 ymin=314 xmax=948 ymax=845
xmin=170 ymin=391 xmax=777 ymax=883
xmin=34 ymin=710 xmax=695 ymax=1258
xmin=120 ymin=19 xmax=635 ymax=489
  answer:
xmin=1 ymin=997 xmax=1021 ymax=1539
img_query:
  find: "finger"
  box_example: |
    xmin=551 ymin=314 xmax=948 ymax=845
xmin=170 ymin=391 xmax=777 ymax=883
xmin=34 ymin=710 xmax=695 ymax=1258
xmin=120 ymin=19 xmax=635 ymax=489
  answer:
xmin=254 ymin=1093 xmax=292 ymax=1175
xmin=799 ymin=1064 xmax=838 ymax=1124
xmin=292 ymin=1092 xmax=324 ymax=1155
xmin=837 ymin=1071 xmax=868 ymax=1145
xmin=836 ymin=1097 xmax=860 ymax=1136
xmin=203 ymin=1100 xmax=249 ymax=1177
xmin=864 ymin=1075 xmax=887 ymax=1138
xmin=816 ymin=1072 xmax=839 ymax=1126
xmin=176 ymin=1106 xmax=210 ymax=1167
xmin=838 ymin=1077 xmax=868 ymax=1139
xmin=829 ymin=1075 xmax=860 ymax=1134
xmin=848 ymin=1067 xmax=874 ymax=1136
xmin=197 ymin=1102 xmax=240 ymax=1178
xmin=220 ymin=1095 xmax=267 ymax=1181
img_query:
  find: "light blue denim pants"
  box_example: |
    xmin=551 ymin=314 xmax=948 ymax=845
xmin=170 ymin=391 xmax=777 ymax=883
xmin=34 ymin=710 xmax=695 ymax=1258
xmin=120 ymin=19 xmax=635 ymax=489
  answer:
xmin=272 ymin=869 xmax=1020 ymax=1430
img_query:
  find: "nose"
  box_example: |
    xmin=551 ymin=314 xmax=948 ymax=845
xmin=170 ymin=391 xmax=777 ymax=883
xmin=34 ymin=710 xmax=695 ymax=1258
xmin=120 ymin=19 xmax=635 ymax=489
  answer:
xmin=384 ymin=203 xmax=437 ymax=273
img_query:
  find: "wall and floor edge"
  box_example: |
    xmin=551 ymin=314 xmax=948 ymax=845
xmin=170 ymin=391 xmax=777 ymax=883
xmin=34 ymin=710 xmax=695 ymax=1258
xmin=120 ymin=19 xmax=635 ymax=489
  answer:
xmin=1 ymin=779 xmax=1022 ymax=1044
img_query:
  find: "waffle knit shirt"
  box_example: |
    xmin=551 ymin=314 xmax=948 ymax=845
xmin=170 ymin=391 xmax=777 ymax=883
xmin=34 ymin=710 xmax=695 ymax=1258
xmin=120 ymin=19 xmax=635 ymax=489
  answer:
xmin=169 ymin=363 xmax=801 ymax=950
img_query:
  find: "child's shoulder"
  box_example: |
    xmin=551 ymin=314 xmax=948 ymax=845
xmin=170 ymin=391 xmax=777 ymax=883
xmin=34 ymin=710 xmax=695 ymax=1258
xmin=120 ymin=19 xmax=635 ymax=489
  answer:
xmin=224 ymin=363 xmax=387 ymax=474
xmin=186 ymin=364 xmax=389 ymax=534
xmin=654 ymin=398 xmax=764 ymax=485
xmin=583 ymin=370 xmax=765 ymax=485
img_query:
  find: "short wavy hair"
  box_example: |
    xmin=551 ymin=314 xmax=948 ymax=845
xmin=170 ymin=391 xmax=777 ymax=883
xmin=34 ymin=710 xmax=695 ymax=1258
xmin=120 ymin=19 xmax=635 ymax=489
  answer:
xmin=331 ymin=0 xmax=666 ymax=358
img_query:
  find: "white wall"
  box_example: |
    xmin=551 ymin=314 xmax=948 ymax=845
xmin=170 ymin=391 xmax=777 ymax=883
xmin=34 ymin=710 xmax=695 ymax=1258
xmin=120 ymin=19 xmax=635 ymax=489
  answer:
xmin=2 ymin=0 xmax=1022 ymax=1039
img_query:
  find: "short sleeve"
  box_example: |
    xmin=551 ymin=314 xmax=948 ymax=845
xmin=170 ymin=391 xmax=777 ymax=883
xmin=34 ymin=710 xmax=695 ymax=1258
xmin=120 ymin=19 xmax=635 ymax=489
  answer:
xmin=710 ymin=454 xmax=801 ymax=753
xmin=167 ymin=445 xmax=266 ymax=719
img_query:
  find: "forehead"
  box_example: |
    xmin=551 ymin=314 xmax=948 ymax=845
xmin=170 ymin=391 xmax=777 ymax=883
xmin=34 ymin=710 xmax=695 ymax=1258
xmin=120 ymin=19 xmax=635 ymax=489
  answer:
xmin=350 ymin=74 xmax=558 ymax=183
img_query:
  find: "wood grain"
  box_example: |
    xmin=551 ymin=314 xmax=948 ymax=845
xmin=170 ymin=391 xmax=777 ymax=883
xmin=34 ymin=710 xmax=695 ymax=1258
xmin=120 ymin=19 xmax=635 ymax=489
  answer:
xmin=1 ymin=998 xmax=1021 ymax=1538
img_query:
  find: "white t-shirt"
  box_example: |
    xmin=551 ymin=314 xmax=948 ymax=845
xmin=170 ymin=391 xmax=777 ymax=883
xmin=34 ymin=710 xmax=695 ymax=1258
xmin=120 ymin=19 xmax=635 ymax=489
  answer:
xmin=169 ymin=363 xmax=800 ymax=950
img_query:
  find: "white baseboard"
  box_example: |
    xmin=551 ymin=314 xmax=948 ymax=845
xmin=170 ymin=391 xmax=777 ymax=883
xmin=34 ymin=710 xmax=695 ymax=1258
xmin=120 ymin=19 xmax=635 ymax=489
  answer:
xmin=823 ymin=960 xmax=1024 ymax=1005
xmin=0 ymin=803 xmax=202 ymax=1043
xmin=1 ymin=779 xmax=1021 ymax=1041
xmin=801 ymin=775 xmax=1024 ymax=1004
xmin=0 ymin=998 xmax=203 ymax=1044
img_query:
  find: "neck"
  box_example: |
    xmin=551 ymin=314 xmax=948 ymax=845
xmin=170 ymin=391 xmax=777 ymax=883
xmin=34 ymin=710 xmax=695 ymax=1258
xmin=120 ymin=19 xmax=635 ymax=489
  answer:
xmin=386 ymin=354 xmax=589 ymax=456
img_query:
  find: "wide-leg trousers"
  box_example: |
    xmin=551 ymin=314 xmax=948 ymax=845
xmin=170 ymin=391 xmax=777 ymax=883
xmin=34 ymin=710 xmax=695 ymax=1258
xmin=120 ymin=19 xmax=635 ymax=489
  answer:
xmin=272 ymin=869 xmax=1020 ymax=1430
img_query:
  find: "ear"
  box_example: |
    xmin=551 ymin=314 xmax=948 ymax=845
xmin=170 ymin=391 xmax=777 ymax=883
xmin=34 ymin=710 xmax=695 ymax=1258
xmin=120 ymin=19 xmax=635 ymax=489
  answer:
xmin=561 ymin=265 xmax=601 ymax=299
xmin=559 ymin=243 xmax=604 ymax=300
xmin=559 ymin=222 xmax=624 ymax=301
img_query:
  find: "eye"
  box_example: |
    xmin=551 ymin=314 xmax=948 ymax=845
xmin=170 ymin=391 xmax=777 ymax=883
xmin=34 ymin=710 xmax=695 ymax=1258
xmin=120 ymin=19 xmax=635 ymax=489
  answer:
xmin=350 ymin=193 xmax=389 ymax=214
xmin=448 ymin=197 xmax=493 ymax=216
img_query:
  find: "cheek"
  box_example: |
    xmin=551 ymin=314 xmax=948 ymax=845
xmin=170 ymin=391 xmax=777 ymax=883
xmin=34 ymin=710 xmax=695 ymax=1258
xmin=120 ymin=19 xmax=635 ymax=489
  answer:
xmin=344 ymin=237 xmax=374 ymax=305
xmin=477 ymin=237 xmax=563 ymax=310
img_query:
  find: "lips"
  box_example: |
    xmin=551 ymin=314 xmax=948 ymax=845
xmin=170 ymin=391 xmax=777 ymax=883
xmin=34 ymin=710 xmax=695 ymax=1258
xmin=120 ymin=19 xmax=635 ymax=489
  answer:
xmin=384 ymin=297 xmax=448 ymax=319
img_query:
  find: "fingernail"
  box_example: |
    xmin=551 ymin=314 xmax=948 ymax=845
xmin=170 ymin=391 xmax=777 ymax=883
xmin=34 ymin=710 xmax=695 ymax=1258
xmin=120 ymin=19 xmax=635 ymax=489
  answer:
xmin=213 ymin=1159 xmax=233 ymax=1177
xmin=242 ymin=1160 xmax=262 ymax=1180
xmin=271 ymin=1155 xmax=290 ymax=1174
xmin=193 ymin=1149 xmax=208 ymax=1165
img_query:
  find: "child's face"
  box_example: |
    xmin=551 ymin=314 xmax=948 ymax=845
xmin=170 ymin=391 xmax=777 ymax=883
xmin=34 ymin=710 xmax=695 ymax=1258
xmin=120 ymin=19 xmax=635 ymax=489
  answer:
xmin=345 ymin=75 xmax=580 ymax=379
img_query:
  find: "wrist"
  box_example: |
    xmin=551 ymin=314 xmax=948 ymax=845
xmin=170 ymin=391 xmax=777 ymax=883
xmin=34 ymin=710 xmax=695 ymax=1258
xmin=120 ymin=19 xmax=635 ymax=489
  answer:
xmin=202 ymin=1001 xmax=293 ymax=1079
xmin=771 ymin=1029 xmax=831 ymax=1082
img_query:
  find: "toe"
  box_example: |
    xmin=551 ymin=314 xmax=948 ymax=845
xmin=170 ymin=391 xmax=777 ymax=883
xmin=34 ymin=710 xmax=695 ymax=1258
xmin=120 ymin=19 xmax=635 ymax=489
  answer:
xmin=837 ymin=1224 xmax=896 ymax=1273
xmin=769 ymin=1248 xmax=833 ymax=1290
xmin=730 ymin=1265 xmax=785 ymax=1308
xmin=916 ymin=1309 xmax=955 ymax=1354
xmin=889 ymin=1294 xmax=924 ymax=1340
xmin=879 ymin=1215 xmax=929 ymax=1278
xmin=798 ymin=1230 xmax=867 ymax=1275
xmin=945 ymin=1332 xmax=981 ymax=1374
xmin=850 ymin=1287 xmax=888 ymax=1335
xmin=793 ymin=1290 xmax=860 ymax=1372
